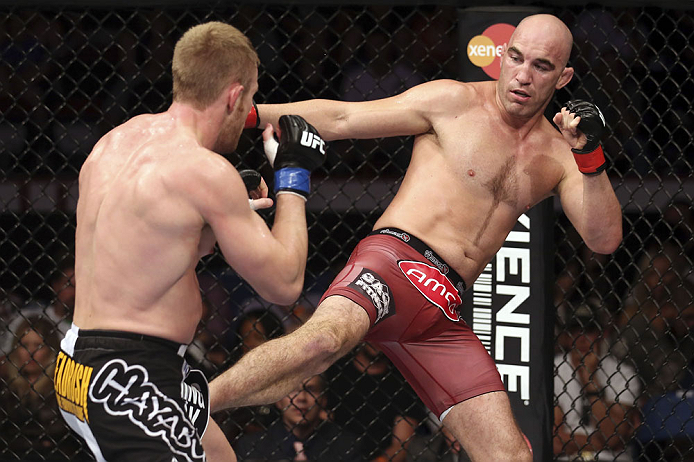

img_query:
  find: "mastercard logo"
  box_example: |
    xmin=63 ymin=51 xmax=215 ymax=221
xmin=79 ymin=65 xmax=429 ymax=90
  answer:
xmin=466 ymin=23 xmax=516 ymax=79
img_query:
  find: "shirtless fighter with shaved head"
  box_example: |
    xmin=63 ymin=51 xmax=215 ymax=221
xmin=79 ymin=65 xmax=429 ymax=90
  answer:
xmin=54 ymin=22 xmax=326 ymax=461
xmin=210 ymin=14 xmax=622 ymax=461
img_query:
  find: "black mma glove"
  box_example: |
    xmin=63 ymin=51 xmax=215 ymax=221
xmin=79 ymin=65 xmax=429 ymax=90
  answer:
xmin=238 ymin=169 xmax=262 ymax=192
xmin=273 ymin=115 xmax=326 ymax=199
xmin=565 ymin=99 xmax=607 ymax=175
xmin=238 ymin=168 xmax=265 ymax=210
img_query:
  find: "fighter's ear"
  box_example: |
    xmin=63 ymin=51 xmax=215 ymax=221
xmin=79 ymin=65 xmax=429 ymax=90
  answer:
xmin=226 ymin=82 xmax=244 ymax=114
xmin=556 ymin=66 xmax=574 ymax=90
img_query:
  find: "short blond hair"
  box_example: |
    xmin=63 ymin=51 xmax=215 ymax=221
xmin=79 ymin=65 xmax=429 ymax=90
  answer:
xmin=172 ymin=21 xmax=259 ymax=109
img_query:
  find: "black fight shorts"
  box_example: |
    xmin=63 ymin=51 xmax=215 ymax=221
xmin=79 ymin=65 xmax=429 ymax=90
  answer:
xmin=54 ymin=325 xmax=209 ymax=462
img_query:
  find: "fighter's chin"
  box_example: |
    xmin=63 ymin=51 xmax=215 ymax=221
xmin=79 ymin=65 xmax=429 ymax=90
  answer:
xmin=504 ymin=99 xmax=538 ymax=119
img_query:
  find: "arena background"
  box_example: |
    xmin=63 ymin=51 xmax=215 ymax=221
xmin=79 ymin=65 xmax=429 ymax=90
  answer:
xmin=1 ymin=0 xmax=692 ymax=461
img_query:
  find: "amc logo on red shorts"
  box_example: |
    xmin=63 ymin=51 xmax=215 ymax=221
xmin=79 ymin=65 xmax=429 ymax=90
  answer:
xmin=399 ymin=260 xmax=462 ymax=321
xmin=467 ymin=23 xmax=516 ymax=79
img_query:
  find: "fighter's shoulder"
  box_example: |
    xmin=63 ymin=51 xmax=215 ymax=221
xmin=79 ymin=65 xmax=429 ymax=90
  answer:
xmin=165 ymin=149 xmax=245 ymax=218
xmin=408 ymin=79 xmax=485 ymax=110
xmin=169 ymin=146 xmax=236 ymax=189
xmin=408 ymin=79 xmax=475 ymax=98
xmin=107 ymin=113 xmax=160 ymax=139
xmin=89 ymin=113 xmax=172 ymax=157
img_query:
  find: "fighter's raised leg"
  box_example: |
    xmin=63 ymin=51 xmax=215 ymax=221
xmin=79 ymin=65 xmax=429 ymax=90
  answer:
xmin=209 ymin=295 xmax=370 ymax=411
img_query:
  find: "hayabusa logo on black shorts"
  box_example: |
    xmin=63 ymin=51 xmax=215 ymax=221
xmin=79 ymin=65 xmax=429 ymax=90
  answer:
xmin=89 ymin=359 xmax=204 ymax=462
xmin=348 ymin=268 xmax=395 ymax=324
xmin=181 ymin=368 xmax=210 ymax=438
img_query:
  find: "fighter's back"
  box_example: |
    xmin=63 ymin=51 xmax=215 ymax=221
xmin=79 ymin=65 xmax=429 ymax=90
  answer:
xmin=73 ymin=113 xmax=209 ymax=343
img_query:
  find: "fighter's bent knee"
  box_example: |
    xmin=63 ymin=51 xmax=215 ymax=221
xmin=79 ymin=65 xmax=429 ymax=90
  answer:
xmin=304 ymin=329 xmax=343 ymax=361
xmin=490 ymin=440 xmax=532 ymax=462
xmin=475 ymin=447 xmax=530 ymax=462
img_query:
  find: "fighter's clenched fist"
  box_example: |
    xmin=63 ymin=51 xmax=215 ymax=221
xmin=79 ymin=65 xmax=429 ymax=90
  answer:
xmin=265 ymin=115 xmax=327 ymax=200
xmin=554 ymin=99 xmax=607 ymax=175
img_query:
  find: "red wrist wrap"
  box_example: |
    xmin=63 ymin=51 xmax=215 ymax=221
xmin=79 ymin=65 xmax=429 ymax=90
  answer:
xmin=572 ymin=145 xmax=606 ymax=175
xmin=244 ymin=101 xmax=259 ymax=129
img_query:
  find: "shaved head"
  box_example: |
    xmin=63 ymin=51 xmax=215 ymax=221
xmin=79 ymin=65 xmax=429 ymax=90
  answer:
xmin=496 ymin=13 xmax=575 ymax=120
xmin=512 ymin=14 xmax=573 ymax=68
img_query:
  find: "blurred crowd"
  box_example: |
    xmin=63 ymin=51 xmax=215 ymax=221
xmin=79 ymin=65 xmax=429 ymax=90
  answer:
xmin=553 ymin=199 xmax=694 ymax=461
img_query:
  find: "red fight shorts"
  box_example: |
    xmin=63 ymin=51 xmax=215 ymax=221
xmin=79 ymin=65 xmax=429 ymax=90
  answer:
xmin=320 ymin=227 xmax=504 ymax=418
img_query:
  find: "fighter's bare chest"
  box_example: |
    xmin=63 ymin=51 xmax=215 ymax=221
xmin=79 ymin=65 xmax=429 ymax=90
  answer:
xmin=445 ymin=131 xmax=548 ymax=208
xmin=410 ymin=103 xmax=566 ymax=214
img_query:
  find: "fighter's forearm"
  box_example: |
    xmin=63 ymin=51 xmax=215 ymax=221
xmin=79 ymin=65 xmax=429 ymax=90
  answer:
xmin=227 ymin=194 xmax=308 ymax=306
xmin=258 ymin=101 xmax=348 ymax=141
xmin=578 ymin=173 xmax=622 ymax=254
xmin=556 ymin=99 xmax=621 ymax=254
xmin=264 ymin=194 xmax=308 ymax=303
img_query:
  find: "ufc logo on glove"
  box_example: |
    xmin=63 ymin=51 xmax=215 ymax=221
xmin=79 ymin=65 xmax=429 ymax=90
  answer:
xmin=300 ymin=131 xmax=326 ymax=154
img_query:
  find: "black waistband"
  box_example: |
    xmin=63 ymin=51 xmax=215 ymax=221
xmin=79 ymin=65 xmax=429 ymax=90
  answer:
xmin=369 ymin=227 xmax=467 ymax=292
xmin=76 ymin=329 xmax=186 ymax=353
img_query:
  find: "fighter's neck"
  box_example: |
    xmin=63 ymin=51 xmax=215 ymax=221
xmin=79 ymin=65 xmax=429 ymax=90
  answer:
xmin=166 ymin=102 xmax=222 ymax=150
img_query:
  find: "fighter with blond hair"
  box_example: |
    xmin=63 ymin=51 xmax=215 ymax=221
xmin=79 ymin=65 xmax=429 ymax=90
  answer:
xmin=55 ymin=21 xmax=326 ymax=461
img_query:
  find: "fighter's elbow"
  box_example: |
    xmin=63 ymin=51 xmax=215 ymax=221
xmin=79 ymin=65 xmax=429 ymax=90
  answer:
xmin=589 ymin=241 xmax=619 ymax=255
xmin=587 ymin=228 xmax=623 ymax=255
xmin=304 ymin=329 xmax=343 ymax=368
xmin=278 ymin=282 xmax=304 ymax=305
xmin=322 ymin=103 xmax=357 ymax=141
xmin=321 ymin=115 xmax=347 ymax=141
xmin=260 ymin=277 xmax=304 ymax=306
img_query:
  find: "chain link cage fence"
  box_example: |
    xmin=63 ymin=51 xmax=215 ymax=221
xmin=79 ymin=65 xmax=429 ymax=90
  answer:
xmin=0 ymin=1 xmax=692 ymax=461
